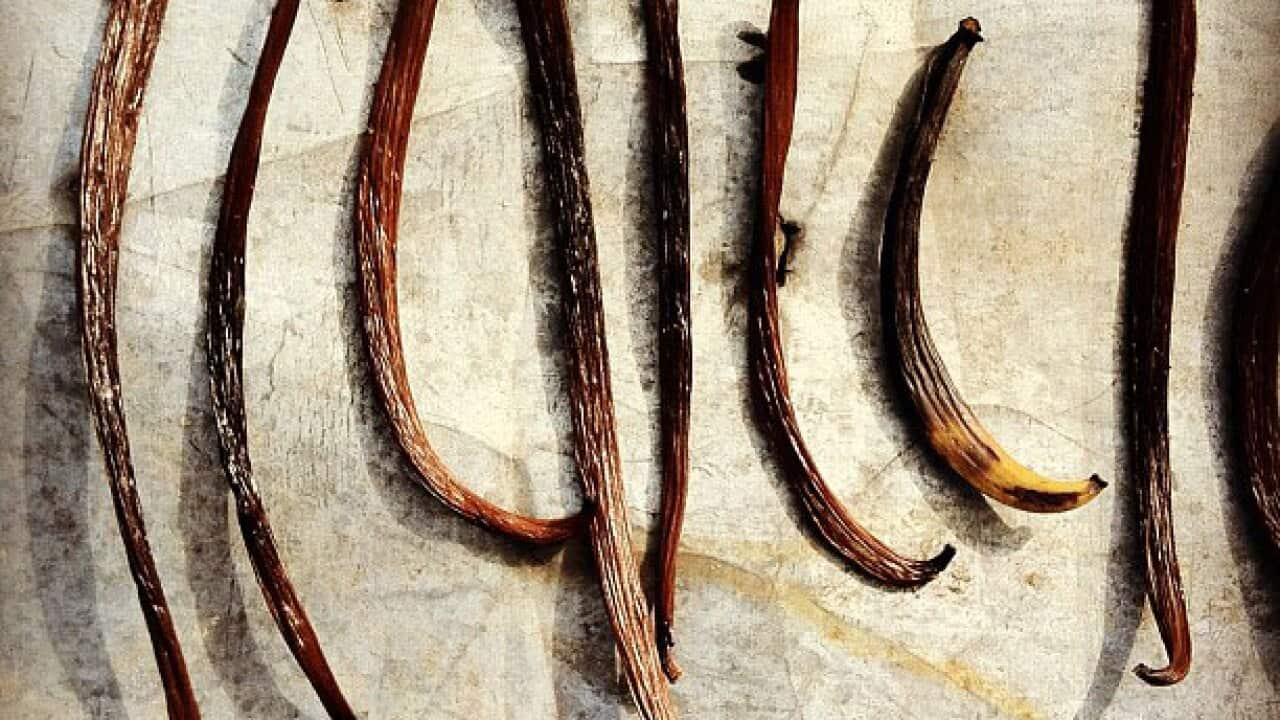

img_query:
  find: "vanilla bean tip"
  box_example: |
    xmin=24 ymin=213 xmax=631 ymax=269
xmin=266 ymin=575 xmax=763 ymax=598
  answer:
xmin=929 ymin=543 xmax=958 ymax=574
xmin=1134 ymin=661 xmax=1190 ymax=687
xmin=958 ymin=17 xmax=983 ymax=41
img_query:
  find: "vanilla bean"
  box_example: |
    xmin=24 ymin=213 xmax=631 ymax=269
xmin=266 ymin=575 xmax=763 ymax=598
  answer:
xmin=641 ymin=0 xmax=691 ymax=682
xmin=1125 ymin=0 xmax=1197 ymax=686
xmin=77 ymin=3 xmax=200 ymax=717
xmin=1232 ymin=157 xmax=1280 ymax=554
xmin=354 ymin=0 xmax=585 ymax=545
xmin=747 ymin=0 xmax=953 ymax=585
xmin=515 ymin=0 xmax=676 ymax=716
xmin=881 ymin=19 xmax=1106 ymax=514
xmin=206 ymin=2 xmax=356 ymax=716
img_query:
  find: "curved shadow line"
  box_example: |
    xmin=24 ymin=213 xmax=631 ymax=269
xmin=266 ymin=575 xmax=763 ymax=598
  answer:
xmin=1201 ymin=122 xmax=1280 ymax=692
xmin=1073 ymin=50 xmax=1164 ymax=720
xmin=23 ymin=3 xmax=129 ymax=715
xmin=179 ymin=241 xmax=304 ymax=720
xmin=25 ymin=234 xmax=131 ymax=720
xmin=718 ymin=19 xmax=815 ymax=559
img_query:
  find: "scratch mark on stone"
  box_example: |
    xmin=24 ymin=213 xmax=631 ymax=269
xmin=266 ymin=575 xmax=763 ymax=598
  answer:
xmin=145 ymin=120 xmax=158 ymax=218
xmin=227 ymin=48 xmax=251 ymax=67
xmin=332 ymin=13 xmax=352 ymax=71
xmin=307 ymin=1 xmax=346 ymax=114
xmin=800 ymin=17 xmax=876 ymax=221
xmin=1055 ymin=379 xmax=1117 ymax=415
xmin=863 ymin=444 xmax=913 ymax=492
xmin=973 ymin=403 xmax=1107 ymax=460
xmin=20 ymin=55 xmax=35 ymax=116
xmin=261 ymin=323 xmax=293 ymax=402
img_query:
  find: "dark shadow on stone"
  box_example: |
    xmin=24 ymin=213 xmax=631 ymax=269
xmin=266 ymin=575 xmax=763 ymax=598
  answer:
xmin=497 ymin=16 xmax=633 ymax=712
xmin=1200 ymin=122 xmax=1280 ymax=692
xmin=22 ymin=6 xmax=136 ymax=715
xmin=25 ymin=232 xmax=130 ymax=720
xmin=1074 ymin=34 xmax=1168 ymax=719
xmin=522 ymin=139 xmax=632 ymax=715
xmin=178 ymin=239 xmax=304 ymax=720
xmin=619 ymin=72 xmax=668 ymax=595
xmin=837 ymin=46 xmax=1032 ymax=555
xmin=469 ymin=2 xmax=640 ymax=711
xmin=717 ymin=20 xmax=790 ymax=535
xmin=716 ymin=21 xmax=882 ymax=580
xmin=171 ymin=7 xmax=309 ymax=717
xmin=550 ymin=542 xmax=626 ymax=720
xmin=467 ymin=0 xmax=526 ymax=62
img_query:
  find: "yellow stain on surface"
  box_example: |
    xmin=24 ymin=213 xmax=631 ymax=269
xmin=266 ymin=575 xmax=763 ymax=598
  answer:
xmin=678 ymin=551 xmax=1046 ymax=720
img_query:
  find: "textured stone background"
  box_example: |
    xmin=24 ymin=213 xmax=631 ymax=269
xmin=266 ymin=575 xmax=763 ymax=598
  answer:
xmin=1 ymin=1 xmax=1278 ymax=718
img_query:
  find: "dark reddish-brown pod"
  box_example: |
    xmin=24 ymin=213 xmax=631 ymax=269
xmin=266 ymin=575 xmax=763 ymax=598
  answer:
xmin=1231 ymin=154 xmax=1280 ymax=554
xmin=514 ymin=0 xmax=676 ymax=716
xmin=1124 ymin=0 xmax=1197 ymax=687
xmin=746 ymin=0 xmax=954 ymax=586
xmin=77 ymin=2 xmax=200 ymax=717
xmin=206 ymin=2 xmax=356 ymax=717
xmin=641 ymin=0 xmax=692 ymax=682
xmin=353 ymin=0 xmax=586 ymax=546
xmin=881 ymin=19 xmax=1107 ymax=514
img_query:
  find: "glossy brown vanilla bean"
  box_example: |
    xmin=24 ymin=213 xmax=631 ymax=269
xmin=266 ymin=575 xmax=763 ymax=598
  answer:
xmin=747 ymin=0 xmax=954 ymax=585
xmin=881 ymin=20 xmax=1107 ymax=514
xmin=641 ymin=0 xmax=691 ymax=682
xmin=515 ymin=0 xmax=676 ymax=716
xmin=206 ymin=2 xmax=356 ymax=717
xmin=354 ymin=0 xmax=585 ymax=546
xmin=1125 ymin=0 xmax=1197 ymax=686
xmin=77 ymin=3 xmax=200 ymax=718
xmin=1232 ymin=160 xmax=1280 ymax=555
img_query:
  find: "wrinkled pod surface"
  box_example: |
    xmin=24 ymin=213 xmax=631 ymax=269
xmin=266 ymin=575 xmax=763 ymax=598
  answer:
xmin=881 ymin=19 xmax=1106 ymax=514
xmin=746 ymin=0 xmax=954 ymax=586
xmin=357 ymin=0 xmax=674 ymax=716
xmin=207 ymin=1 xmax=356 ymax=716
xmin=1231 ymin=147 xmax=1280 ymax=554
xmin=1125 ymin=0 xmax=1197 ymax=687
xmin=354 ymin=0 xmax=586 ymax=546
xmin=641 ymin=0 xmax=692 ymax=682
xmin=78 ymin=1 xmax=200 ymax=717
xmin=515 ymin=0 xmax=678 ymax=716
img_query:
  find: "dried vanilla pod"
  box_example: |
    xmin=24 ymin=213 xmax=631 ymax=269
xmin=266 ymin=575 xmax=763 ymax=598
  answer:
xmin=354 ymin=0 xmax=586 ymax=546
xmin=516 ymin=0 xmax=677 ymax=715
xmin=641 ymin=0 xmax=692 ymax=682
xmin=746 ymin=0 xmax=954 ymax=586
xmin=1124 ymin=0 xmax=1197 ymax=687
xmin=77 ymin=2 xmax=200 ymax=717
xmin=355 ymin=0 xmax=673 ymax=715
xmin=1231 ymin=154 xmax=1280 ymax=555
xmin=207 ymin=1 xmax=356 ymax=716
xmin=881 ymin=19 xmax=1107 ymax=514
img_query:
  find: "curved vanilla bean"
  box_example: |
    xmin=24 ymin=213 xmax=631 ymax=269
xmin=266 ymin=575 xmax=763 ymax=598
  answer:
xmin=516 ymin=0 xmax=676 ymax=716
xmin=881 ymin=19 xmax=1107 ymax=514
xmin=747 ymin=0 xmax=954 ymax=586
xmin=354 ymin=0 xmax=585 ymax=545
xmin=1232 ymin=161 xmax=1280 ymax=555
xmin=641 ymin=0 xmax=691 ymax=682
xmin=206 ymin=2 xmax=356 ymax=717
xmin=77 ymin=3 xmax=200 ymax=717
xmin=1125 ymin=0 xmax=1197 ymax=686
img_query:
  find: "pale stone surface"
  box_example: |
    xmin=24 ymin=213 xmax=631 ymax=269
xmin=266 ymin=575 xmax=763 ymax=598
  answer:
xmin=1 ymin=1 xmax=1278 ymax=718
